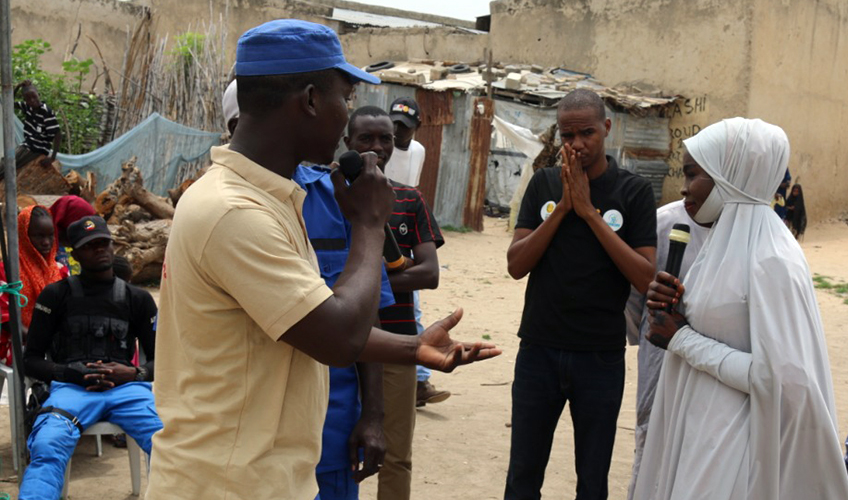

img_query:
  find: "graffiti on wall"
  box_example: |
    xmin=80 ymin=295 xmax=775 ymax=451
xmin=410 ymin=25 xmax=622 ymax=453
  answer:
xmin=665 ymin=96 xmax=708 ymax=178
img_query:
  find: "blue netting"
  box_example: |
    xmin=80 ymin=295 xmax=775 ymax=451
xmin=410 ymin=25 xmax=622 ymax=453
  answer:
xmin=11 ymin=112 xmax=220 ymax=196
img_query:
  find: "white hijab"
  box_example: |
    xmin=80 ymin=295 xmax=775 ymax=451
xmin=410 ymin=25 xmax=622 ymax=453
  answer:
xmin=682 ymin=118 xmax=848 ymax=498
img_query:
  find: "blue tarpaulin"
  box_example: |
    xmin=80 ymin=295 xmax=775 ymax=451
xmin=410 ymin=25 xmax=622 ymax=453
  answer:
xmin=11 ymin=112 xmax=220 ymax=196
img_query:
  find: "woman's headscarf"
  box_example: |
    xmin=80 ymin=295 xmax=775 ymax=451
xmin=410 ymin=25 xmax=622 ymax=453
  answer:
xmin=17 ymin=205 xmax=64 ymax=328
xmin=50 ymin=195 xmax=97 ymax=245
xmin=681 ymin=118 xmax=848 ymax=497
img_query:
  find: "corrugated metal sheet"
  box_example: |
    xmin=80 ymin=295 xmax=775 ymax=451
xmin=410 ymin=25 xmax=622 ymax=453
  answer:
xmin=433 ymin=92 xmax=475 ymax=228
xmin=416 ymin=89 xmax=454 ymax=126
xmin=415 ymin=124 xmax=443 ymax=208
xmin=623 ymin=116 xmax=671 ymax=154
xmin=414 ymin=89 xmax=453 ymax=207
xmin=621 ymin=157 xmax=668 ymax=202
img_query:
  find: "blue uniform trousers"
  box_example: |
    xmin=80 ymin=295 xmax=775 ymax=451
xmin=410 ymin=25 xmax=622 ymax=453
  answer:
xmin=19 ymin=381 xmax=162 ymax=500
xmin=316 ymin=468 xmax=359 ymax=500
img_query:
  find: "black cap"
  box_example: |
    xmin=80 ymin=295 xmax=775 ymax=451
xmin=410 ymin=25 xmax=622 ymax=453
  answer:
xmin=67 ymin=216 xmax=112 ymax=249
xmin=389 ymin=97 xmax=421 ymax=128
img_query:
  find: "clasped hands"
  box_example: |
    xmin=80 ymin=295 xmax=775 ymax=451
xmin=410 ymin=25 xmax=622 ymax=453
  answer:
xmin=646 ymin=271 xmax=689 ymax=349
xmin=556 ymin=144 xmax=595 ymax=219
xmin=66 ymin=360 xmax=138 ymax=392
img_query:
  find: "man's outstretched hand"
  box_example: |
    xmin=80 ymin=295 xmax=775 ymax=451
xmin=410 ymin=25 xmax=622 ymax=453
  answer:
xmin=416 ymin=308 xmax=502 ymax=372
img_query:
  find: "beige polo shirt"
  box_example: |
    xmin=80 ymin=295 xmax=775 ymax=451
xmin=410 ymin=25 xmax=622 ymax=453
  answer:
xmin=147 ymin=146 xmax=333 ymax=500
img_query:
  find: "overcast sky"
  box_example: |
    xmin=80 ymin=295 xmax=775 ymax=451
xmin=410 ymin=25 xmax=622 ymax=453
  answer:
xmin=355 ymin=0 xmax=493 ymax=21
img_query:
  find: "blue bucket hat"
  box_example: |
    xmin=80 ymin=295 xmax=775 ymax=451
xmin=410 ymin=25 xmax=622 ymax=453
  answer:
xmin=236 ymin=19 xmax=380 ymax=85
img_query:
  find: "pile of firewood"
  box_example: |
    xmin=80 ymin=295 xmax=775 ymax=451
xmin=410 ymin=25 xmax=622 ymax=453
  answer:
xmin=94 ymin=157 xmax=179 ymax=283
xmin=4 ymin=155 xmax=192 ymax=283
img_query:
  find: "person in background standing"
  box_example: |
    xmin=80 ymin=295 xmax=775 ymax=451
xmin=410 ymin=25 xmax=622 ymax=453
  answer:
xmin=344 ymin=105 xmax=444 ymax=500
xmin=384 ymin=97 xmax=425 ymax=188
xmin=785 ymin=184 xmax=806 ymax=240
xmin=383 ymin=97 xmax=450 ymax=408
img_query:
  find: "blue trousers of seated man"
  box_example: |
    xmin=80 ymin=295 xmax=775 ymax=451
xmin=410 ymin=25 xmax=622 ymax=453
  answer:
xmin=19 ymin=381 xmax=163 ymax=500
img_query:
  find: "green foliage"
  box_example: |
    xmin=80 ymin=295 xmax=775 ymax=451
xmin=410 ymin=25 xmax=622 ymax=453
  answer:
xmin=170 ymin=32 xmax=206 ymax=67
xmin=61 ymin=57 xmax=95 ymax=93
xmin=11 ymin=39 xmax=102 ymax=155
xmin=812 ymin=275 xmax=834 ymax=289
xmin=813 ymin=274 xmax=848 ymax=306
xmin=11 ymin=39 xmax=49 ymax=83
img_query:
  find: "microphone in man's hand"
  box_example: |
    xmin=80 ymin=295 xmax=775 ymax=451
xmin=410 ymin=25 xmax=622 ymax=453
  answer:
xmin=338 ymin=151 xmax=406 ymax=271
xmin=664 ymin=223 xmax=691 ymax=313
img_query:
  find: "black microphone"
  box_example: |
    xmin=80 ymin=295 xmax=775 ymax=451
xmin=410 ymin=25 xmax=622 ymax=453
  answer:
xmin=664 ymin=223 xmax=691 ymax=313
xmin=338 ymin=151 xmax=406 ymax=271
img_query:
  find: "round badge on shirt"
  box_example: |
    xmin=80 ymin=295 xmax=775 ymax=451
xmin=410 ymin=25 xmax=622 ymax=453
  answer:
xmin=399 ymin=222 xmax=409 ymax=236
xmin=540 ymin=201 xmax=556 ymax=221
xmin=603 ymin=209 xmax=623 ymax=231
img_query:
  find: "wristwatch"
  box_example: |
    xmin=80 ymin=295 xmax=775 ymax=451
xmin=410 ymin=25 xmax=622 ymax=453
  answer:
xmin=134 ymin=366 xmax=149 ymax=382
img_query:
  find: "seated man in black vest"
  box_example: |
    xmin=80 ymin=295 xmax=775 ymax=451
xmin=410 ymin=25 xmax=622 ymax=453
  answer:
xmin=19 ymin=215 xmax=160 ymax=500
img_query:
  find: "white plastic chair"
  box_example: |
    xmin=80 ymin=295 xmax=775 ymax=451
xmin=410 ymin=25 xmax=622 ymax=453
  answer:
xmin=0 ymin=363 xmax=21 ymax=472
xmin=62 ymin=421 xmax=144 ymax=498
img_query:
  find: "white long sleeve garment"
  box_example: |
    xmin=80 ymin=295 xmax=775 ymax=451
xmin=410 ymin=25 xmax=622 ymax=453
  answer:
xmin=668 ymin=325 xmax=751 ymax=395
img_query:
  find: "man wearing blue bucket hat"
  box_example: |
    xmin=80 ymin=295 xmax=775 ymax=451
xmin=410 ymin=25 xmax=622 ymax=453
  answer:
xmin=147 ymin=20 xmax=500 ymax=500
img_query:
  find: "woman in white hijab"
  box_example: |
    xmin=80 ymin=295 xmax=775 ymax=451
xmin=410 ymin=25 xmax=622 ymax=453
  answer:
xmin=634 ymin=118 xmax=848 ymax=499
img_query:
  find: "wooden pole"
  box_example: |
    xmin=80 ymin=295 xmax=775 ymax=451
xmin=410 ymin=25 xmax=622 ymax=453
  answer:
xmin=486 ymin=49 xmax=493 ymax=100
xmin=1 ymin=0 xmax=31 ymax=478
xmin=463 ymin=97 xmax=494 ymax=232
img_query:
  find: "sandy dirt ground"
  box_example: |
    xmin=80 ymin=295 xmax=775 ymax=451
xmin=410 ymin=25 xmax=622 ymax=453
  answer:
xmin=0 ymin=217 xmax=847 ymax=499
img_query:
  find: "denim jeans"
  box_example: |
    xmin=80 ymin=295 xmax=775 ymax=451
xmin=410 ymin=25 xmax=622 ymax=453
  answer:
xmin=504 ymin=340 xmax=625 ymax=500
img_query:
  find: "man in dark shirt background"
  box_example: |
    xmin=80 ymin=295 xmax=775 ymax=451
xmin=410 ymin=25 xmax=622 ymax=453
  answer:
xmin=10 ymin=79 xmax=62 ymax=175
xmin=20 ymin=215 xmax=160 ymax=500
xmin=505 ymin=89 xmax=657 ymax=500
xmin=343 ymin=105 xmax=444 ymax=500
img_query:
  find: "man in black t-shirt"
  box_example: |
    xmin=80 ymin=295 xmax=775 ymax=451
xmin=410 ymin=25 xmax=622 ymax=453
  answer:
xmin=504 ymin=89 xmax=657 ymax=500
xmin=343 ymin=105 xmax=444 ymax=500
xmin=19 ymin=216 xmax=161 ymax=500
